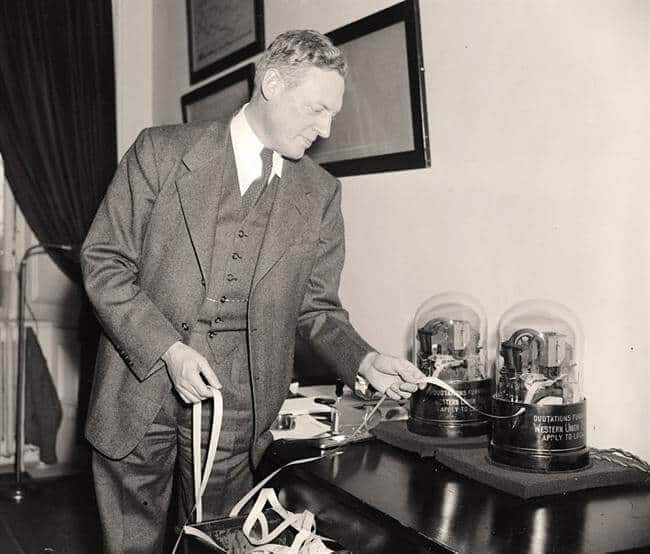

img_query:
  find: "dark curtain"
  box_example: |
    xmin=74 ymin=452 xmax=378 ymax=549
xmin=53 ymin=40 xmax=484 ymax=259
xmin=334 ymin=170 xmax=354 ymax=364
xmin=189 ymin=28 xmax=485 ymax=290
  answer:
xmin=0 ymin=0 xmax=116 ymax=445
xmin=0 ymin=0 xmax=116 ymax=280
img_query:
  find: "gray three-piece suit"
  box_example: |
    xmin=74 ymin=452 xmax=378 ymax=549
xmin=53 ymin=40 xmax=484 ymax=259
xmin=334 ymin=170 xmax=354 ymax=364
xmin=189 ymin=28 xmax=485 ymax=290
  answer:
xmin=81 ymin=119 xmax=373 ymax=551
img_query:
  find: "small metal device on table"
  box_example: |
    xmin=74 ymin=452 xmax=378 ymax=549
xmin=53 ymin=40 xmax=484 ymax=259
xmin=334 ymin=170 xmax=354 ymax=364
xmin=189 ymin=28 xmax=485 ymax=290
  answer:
xmin=272 ymin=381 xmax=377 ymax=454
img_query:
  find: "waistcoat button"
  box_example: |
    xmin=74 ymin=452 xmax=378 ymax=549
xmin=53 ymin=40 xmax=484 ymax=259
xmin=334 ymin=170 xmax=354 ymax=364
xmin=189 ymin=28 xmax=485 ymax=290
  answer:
xmin=181 ymin=322 xmax=189 ymax=331
xmin=220 ymin=296 xmax=227 ymax=303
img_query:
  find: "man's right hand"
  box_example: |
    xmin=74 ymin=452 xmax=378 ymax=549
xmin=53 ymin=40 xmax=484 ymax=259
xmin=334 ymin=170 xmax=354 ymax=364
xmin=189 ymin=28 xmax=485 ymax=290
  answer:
xmin=162 ymin=342 xmax=221 ymax=404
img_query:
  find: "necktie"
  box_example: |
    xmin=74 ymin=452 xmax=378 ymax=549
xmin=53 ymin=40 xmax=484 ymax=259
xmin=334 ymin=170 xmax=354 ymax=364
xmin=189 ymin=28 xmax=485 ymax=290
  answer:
xmin=241 ymin=147 xmax=273 ymax=215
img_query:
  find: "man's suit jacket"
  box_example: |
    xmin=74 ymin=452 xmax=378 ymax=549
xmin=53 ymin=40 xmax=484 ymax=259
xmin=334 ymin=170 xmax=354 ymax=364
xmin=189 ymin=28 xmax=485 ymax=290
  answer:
xmin=81 ymin=119 xmax=373 ymax=463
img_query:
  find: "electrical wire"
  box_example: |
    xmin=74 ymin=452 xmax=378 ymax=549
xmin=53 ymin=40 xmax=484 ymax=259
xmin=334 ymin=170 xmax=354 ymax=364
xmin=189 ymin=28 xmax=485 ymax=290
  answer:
xmin=590 ymin=447 xmax=650 ymax=474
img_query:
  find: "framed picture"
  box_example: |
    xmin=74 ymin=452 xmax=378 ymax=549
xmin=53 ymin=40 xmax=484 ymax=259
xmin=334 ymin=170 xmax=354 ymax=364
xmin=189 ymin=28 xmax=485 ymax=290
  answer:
xmin=181 ymin=63 xmax=254 ymax=123
xmin=308 ymin=0 xmax=430 ymax=177
xmin=186 ymin=0 xmax=264 ymax=84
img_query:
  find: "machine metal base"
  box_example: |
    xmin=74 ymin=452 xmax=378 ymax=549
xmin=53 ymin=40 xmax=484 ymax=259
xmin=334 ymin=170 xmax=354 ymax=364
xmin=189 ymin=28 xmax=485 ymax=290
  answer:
xmin=489 ymin=397 xmax=590 ymax=472
xmin=408 ymin=378 xmax=491 ymax=438
xmin=407 ymin=416 xmax=488 ymax=438
xmin=488 ymin=442 xmax=590 ymax=472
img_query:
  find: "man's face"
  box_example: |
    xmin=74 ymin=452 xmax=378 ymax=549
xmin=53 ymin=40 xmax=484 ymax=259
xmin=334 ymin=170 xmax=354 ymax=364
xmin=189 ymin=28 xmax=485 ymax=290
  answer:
xmin=262 ymin=66 xmax=344 ymax=160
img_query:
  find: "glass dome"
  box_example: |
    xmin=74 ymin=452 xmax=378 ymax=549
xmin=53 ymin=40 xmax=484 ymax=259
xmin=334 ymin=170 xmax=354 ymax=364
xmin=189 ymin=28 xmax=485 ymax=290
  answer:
xmin=495 ymin=299 xmax=583 ymax=406
xmin=412 ymin=292 xmax=488 ymax=383
xmin=409 ymin=292 xmax=490 ymax=437
xmin=489 ymin=299 xmax=589 ymax=471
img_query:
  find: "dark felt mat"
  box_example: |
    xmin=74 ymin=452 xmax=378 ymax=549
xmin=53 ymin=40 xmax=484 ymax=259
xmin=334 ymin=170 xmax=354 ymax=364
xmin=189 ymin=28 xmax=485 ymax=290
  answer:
xmin=435 ymin=445 xmax=650 ymax=499
xmin=371 ymin=420 xmax=488 ymax=457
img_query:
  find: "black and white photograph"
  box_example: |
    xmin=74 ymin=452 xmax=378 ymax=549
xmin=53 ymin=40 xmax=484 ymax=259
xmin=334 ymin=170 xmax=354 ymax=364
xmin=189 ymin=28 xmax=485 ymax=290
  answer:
xmin=0 ymin=0 xmax=648 ymax=552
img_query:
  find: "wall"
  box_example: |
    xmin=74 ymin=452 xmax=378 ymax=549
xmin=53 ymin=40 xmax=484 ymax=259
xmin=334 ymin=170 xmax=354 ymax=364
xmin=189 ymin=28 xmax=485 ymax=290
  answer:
xmin=113 ymin=0 xmax=154 ymax=158
xmin=137 ymin=0 xmax=649 ymax=459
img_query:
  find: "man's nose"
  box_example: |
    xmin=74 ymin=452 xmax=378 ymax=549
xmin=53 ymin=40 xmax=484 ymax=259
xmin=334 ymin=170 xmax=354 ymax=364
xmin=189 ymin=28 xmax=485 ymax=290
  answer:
xmin=315 ymin=112 xmax=332 ymax=138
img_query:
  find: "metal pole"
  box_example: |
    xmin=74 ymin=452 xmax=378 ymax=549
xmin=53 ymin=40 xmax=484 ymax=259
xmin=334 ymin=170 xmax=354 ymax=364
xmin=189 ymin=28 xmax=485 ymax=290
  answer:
xmin=10 ymin=249 xmax=31 ymax=502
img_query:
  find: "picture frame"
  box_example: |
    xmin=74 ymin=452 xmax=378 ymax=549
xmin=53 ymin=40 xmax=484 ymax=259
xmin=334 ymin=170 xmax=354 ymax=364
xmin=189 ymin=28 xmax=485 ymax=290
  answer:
xmin=308 ymin=0 xmax=430 ymax=177
xmin=186 ymin=0 xmax=264 ymax=85
xmin=181 ymin=63 xmax=254 ymax=123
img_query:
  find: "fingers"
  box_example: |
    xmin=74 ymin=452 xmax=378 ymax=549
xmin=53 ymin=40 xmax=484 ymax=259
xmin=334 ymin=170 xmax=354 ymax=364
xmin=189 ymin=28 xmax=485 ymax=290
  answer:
xmin=188 ymin=372 xmax=213 ymax=401
xmin=176 ymin=386 xmax=198 ymax=405
xmin=384 ymin=381 xmax=418 ymax=401
xmin=374 ymin=354 xmax=426 ymax=384
xmin=399 ymin=382 xmax=419 ymax=393
xmin=176 ymin=371 xmax=211 ymax=404
xmin=363 ymin=353 xmax=429 ymax=400
xmin=385 ymin=382 xmax=402 ymax=401
xmin=165 ymin=344 xmax=218 ymax=404
xmin=393 ymin=359 xmax=427 ymax=384
xmin=198 ymin=361 xmax=222 ymax=391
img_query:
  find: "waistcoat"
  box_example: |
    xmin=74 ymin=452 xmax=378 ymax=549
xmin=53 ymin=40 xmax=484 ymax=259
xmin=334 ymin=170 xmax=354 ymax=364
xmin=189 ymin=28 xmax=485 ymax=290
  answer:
xmin=191 ymin=136 xmax=279 ymax=454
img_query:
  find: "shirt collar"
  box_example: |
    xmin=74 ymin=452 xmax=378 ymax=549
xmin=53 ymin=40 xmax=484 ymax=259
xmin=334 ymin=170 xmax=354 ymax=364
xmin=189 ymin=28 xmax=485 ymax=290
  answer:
xmin=230 ymin=103 xmax=283 ymax=179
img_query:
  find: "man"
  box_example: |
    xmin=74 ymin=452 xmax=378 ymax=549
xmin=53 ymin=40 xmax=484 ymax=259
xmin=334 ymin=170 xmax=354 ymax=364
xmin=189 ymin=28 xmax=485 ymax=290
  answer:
xmin=82 ymin=29 xmax=425 ymax=552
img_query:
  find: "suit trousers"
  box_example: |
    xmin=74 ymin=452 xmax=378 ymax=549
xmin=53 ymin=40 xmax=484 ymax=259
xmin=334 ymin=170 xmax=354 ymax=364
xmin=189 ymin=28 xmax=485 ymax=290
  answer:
xmin=92 ymin=327 xmax=255 ymax=553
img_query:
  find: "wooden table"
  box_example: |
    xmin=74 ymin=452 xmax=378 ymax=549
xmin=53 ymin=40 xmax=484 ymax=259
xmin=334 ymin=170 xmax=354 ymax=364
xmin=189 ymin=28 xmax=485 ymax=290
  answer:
xmin=260 ymin=435 xmax=650 ymax=553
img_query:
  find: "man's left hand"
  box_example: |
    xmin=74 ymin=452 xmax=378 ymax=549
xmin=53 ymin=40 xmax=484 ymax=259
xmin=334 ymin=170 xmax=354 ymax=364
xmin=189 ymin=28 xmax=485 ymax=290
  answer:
xmin=358 ymin=352 xmax=427 ymax=401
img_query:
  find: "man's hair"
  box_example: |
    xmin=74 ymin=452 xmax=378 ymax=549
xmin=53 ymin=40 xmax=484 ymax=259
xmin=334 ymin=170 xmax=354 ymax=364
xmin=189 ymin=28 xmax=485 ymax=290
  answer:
xmin=254 ymin=29 xmax=347 ymax=92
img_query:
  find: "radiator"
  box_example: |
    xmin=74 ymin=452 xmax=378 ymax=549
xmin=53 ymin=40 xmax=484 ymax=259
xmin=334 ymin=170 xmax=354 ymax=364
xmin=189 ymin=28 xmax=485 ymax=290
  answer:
xmin=0 ymin=321 xmax=17 ymax=459
xmin=0 ymin=321 xmax=40 ymax=466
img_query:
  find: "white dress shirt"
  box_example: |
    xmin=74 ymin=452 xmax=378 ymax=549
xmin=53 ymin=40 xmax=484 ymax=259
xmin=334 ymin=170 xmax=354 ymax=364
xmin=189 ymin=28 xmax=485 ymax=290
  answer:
xmin=230 ymin=104 xmax=283 ymax=196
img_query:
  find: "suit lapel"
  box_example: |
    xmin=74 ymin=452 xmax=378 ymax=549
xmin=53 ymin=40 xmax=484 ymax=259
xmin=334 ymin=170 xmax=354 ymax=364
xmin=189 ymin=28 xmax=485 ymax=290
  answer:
xmin=252 ymin=159 xmax=310 ymax=290
xmin=174 ymin=122 xmax=230 ymax=286
xmin=175 ymin=122 xmax=312 ymax=292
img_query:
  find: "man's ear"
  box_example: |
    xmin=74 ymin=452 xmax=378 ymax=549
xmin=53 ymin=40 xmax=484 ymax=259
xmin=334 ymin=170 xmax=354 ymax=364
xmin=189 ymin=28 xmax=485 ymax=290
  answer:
xmin=261 ymin=69 xmax=285 ymax=100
